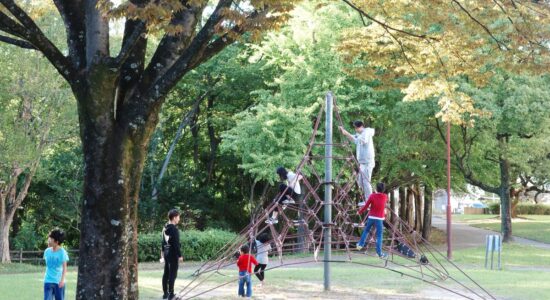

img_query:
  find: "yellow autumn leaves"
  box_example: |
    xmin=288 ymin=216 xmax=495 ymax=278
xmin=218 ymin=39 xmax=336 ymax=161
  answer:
xmin=337 ymin=0 xmax=550 ymax=125
xmin=95 ymin=0 xmax=298 ymax=40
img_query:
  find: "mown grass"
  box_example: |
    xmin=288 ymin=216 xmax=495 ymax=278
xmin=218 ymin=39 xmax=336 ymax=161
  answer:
xmin=444 ymin=214 xmax=550 ymax=244
xmin=2 ymin=242 xmax=548 ymax=299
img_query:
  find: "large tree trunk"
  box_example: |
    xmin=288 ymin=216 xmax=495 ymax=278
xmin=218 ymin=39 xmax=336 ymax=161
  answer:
xmin=499 ymin=157 xmax=513 ymax=242
xmin=413 ymin=184 xmax=423 ymax=232
xmin=406 ymin=187 xmax=414 ymax=227
xmin=510 ymin=188 xmax=521 ymax=218
xmin=0 ymin=223 xmax=11 ymax=263
xmin=389 ymin=189 xmax=397 ymax=224
xmin=0 ymin=157 xmax=43 ymax=262
xmin=0 ymin=1 xmax=289 ymax=297
xmin=398 ymin=186 xmax=406 ymax=222
xmin=75 ymin=75 xmax=156 ymax=299
xmin=422 ymin=185 xmax=433 ymax=240
xmin=206 ymin=96 xmax=219 ymax=184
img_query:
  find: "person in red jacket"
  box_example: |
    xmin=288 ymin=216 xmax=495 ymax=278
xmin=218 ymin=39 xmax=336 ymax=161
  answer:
xmin=236 ymin=244 xmax=258 ymax=298
xmin=357 ymin=182 xmax=388 ymax=258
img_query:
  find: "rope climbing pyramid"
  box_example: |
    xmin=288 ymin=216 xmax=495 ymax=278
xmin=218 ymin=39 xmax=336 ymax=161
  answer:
xmin=176 ymin=93 xmax=495 ymax=300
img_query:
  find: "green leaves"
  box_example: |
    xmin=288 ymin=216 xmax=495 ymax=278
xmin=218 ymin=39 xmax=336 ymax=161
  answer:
xmin=221 ymin=103 xmax=316 ymax=183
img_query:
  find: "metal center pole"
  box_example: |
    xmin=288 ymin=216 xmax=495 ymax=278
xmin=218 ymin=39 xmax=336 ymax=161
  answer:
xmin=324 ymin=92 xmax=333 ymax=291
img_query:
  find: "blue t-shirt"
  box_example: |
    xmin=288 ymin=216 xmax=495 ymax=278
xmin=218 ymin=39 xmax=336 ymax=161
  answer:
xmin=43 ymin=247 xmax=69 ymax=284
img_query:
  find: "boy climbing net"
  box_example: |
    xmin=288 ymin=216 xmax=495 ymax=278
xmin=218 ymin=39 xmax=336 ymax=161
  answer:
xmin=339 ymin=120 xmax=375 ymax=203
xmin=356 ymin=182 xmax=388 ymax=258
xmin=266 ymin=166 xmax=303 ymax=224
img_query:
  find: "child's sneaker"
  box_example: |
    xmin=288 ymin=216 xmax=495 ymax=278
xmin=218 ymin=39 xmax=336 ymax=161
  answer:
xmin=358 ymin=201 xmax=366 ymax=207
xmin=265 ymin=218 xmax=278 ymax=224
xmin=282 ymin=199 xmax=295 ymax=204
xmin=356 ymin=244 xmax=363 ymax=250
xmin=379 ymin=252 xmax=388 ymax=259
xmin=420 ymin=255 xmax=429 ymax=265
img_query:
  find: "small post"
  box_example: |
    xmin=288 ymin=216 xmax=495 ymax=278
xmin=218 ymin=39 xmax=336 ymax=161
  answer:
xmin=19 ymin=249 xmax=23 ymax=263
xmin=324 ymin=91 xmax=333 ymax=291
xmin=485 ymin=234 xmax=502 ymax=270
xmin=495 ymin=235 xmax=502 ymax=270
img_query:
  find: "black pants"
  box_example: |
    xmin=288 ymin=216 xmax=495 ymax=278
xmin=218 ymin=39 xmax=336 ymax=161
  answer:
xmin=162 ymin=256 xmax=179 ymax=294
xmin=278 ymin=184 xmax=297 ymax=203
xmin=254 ymin=264 xmax=267 ymax=281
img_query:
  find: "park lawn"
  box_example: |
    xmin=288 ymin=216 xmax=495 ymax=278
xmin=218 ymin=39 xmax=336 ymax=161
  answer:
xmin=452 ymin=214 xmax=500 ymax=222
xmin=467 ymin=215 xmax=550 ymax=244
xmin=450 ymin=214 xmax=550 ymax=243
xmin=1 ymin=243 xmax=549 ymax=299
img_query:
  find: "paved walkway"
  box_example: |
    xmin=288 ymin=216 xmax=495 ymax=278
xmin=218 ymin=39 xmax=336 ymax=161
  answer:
xmin=432 ymin=215 xmax=550 ymax=250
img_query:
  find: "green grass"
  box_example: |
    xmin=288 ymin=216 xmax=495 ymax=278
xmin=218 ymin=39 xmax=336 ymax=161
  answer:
xmin=1 ymin=243 xmax=549 ymax=299
xmin=472 ymin=222 xmax=550 ymax=243
xmin=452 ymin=214 xmax=499 ymax=222
xmin=450 ymin=214 xmax=550 ymax=243
xmin=0 ymin=262 xmax=43 ymax=273
xmin=465 ymin=215 xmax=550 ymax=244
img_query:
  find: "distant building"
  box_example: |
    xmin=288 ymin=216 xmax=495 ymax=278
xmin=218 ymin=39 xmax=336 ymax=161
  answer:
xmin=433 ymin=189 xmax=482 ymax=214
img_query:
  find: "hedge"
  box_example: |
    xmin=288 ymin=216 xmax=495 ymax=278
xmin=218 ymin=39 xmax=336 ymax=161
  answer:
xmin=139 ymin=229 xmax=237 ymax=262
xmin=487 ymin=203 xmax=550 ymax=215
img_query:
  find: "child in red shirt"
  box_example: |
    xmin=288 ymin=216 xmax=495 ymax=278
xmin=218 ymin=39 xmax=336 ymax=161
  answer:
xmin=357 ymin=182 xmax=388 ymax=258
xmin=236 ymin=244 xmax=258 ymax=298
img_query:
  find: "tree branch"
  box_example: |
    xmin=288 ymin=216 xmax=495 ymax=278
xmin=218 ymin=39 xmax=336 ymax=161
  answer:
xmin=114 ymin=18 xmax=149 ymax=119
xmin=484 ymin=151 xmax=500 ymax=163
xmin=187 ymin=30 xmax=240 ymax=70
xmin=0 ymin=34 xmax=35 ymax=49
xmin=84 ymin=0 xmax=110 ymax=67
xmin=434 ymin=119 xmax=499 ymax=194
xmin=0 ymin=1 xmax=75 ymax=82
xmin=139 ymin=0 xmax=233 ymax=103
xmin=341 ymin=0 xmax=435 ymax=40
xmin=151 ymin=89 xmax=213 ymax=199
xmin=140 ymin=1 xmax=211 ymax=90
xmin=53 ymin=0 xmax=86 ymax=69
xmin=112 ymin=21 xmax=146 ymax=68
xmin=0 ymin=11 xmax=31 ymax=39
xmin=450 ymin=0 xmax=510 ymax=50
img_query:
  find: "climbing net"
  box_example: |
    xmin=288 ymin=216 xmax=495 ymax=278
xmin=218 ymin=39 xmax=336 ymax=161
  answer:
xmin=175 ymin=99 xmax=496 ymax=300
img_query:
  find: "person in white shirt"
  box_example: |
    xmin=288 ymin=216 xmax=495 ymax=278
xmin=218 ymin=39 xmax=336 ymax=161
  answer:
xmin=339 ymin=120 xmax=375 ymax=204
xmin=253 ymin=233 xmax=272 ymax=287
xmin=266 ymin=167 xmax=303 ymax=224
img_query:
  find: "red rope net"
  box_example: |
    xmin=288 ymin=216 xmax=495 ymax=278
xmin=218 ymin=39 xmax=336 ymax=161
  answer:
xmin=176 ymin=99 xmax=495 ymax=300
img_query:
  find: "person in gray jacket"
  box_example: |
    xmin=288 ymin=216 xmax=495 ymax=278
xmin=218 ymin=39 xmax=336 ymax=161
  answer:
xmin=339 ymin=120 xmax=375 ymax=204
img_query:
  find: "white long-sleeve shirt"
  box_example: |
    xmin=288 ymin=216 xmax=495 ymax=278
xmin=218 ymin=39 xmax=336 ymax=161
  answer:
xmin=286 ymin=171 xmax=302 ymax=195
xmin=353 ymin=128 xmax=375 ymax=164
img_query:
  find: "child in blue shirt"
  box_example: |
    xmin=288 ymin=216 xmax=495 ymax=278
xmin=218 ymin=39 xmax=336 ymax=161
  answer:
xmin=43 ymin=228 xmax=69 ymax=300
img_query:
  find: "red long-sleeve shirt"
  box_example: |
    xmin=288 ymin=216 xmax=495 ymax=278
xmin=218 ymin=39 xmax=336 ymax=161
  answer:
xmin=237 ymin=254 xmax=258 ymax=273
xmin=358 ymin=192 xmax=387 ymax=220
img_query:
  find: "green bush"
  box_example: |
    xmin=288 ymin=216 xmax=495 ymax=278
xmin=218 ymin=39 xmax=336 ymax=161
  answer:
xmin=486 ymin=203 xmax=550 ymax=215
xmin=138 ymin=229 xmax=237 ymax=262
xmin=11 ymin=220 xmax=43 ymax=251
xmin=488 ymin=203 xmax=500 ymax=214
xmin=516 ymin=203 xmax=550 ymax=215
